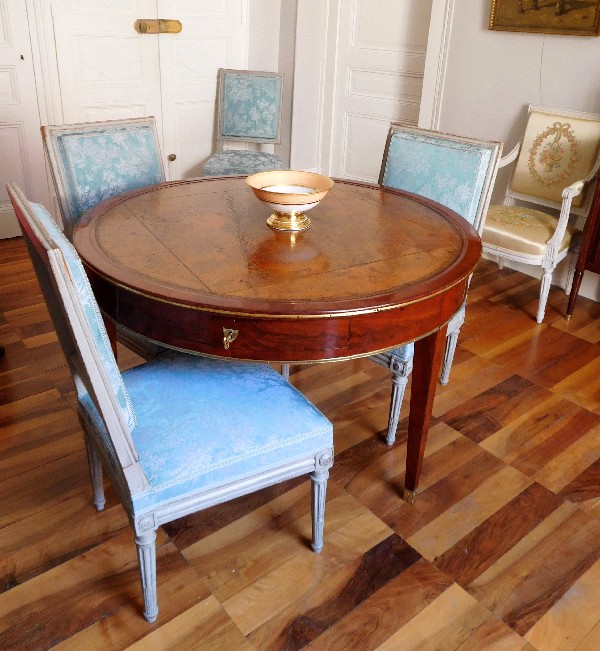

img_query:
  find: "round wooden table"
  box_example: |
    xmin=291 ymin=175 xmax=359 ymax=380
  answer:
xmin=74 ymin=176 xmax=481 ymax=500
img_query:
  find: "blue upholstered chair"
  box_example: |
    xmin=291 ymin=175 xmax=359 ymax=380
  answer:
xmin=7 ymin=183 xmax=334 ymax=624
xmin=41 ymin=117 xmax=165 ymax=240
xmin=41 ymin=117 xmax=167 ymax=359
xmin=371 ymin=125 xmax=502 ymax=444
xmin=202 ymin=69 xmax=285 ymax=177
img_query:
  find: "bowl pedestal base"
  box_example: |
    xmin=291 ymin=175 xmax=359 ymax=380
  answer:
xmin=266 ymin=211 xmax=311 ymax=232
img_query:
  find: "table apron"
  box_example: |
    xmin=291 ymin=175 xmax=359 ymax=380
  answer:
xmin=89 ymin=272 xmax=468 ymax=362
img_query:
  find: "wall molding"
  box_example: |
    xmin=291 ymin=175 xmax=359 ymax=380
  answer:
xmin=418 ymin=0 xmax=455 ymax=130
xmin=291 ymin=0 xmax=456 ymax=173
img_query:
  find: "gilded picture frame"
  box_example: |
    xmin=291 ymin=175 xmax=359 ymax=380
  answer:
xmin=489 ymin=0 xmax=600 ymax=36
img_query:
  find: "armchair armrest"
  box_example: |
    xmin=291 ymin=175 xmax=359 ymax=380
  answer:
xmin=582 ymin=153 xmax=600 ymax=184
xmin=546 ymin=180 xmax=585 ymax=252
xmin=498 ymin=142 xmax=520 ymax=168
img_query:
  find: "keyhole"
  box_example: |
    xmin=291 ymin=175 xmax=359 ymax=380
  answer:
xmin=20 ymin=55 xmax=25 ymax=60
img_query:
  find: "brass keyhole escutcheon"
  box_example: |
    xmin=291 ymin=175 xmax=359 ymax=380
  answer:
xmin=168 ymin=154 xmax=176 ymax=162
xmin=223 ymin=328 xmax=239 ymax=350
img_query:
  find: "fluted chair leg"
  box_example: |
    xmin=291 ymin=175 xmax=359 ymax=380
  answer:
xmin=281 ymin=363 xmax=290 ymax=381
xmin=85 ymin=440 xmax=106 ymax=511
xmin=386 ymin=358 xmax=412 ymax=446
xmin=135 ymin=529 xmax=158 ymax=623
xmin=310 ymin=458 xmax=331 ymax=553
xmin=537 ymin=268 xmax=553 ymax=323
xmin=440 ymin=328 xmax=460 ymax=386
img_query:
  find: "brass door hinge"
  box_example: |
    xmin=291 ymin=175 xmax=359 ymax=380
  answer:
xmin=134 ymin=19 xmax=182 ymax=34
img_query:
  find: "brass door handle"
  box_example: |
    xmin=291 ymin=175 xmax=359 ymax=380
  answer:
xmin=168 ymin=154 xmax=176 ymax=162
xmin=134 ymin=19 xmax=182 ymax=34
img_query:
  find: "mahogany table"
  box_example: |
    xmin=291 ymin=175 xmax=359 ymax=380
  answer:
xmin=566 ymin=172 xmax=600 ymax=318
xmin=74 ymin=176 xmax=482 ymax=501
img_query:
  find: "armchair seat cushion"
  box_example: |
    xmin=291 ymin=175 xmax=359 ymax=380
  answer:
xmin=80 ymin=352 xmax=332 ymax=512
xmin=203 ymin=151 xmax=283 ymax=177
xmin=483 ymin=205 xmax=578 ymax=258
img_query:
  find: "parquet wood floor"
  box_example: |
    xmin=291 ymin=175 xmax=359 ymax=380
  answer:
xmin=1 ymin=234 xmax=600 ymax=650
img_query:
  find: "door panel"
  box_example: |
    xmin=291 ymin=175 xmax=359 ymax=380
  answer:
xmin=329 ymin=0 xmax=433 ymax=181
xmin=158 ymin=0 xmax=247 ymax=179
xmin=0 ymin=0 xmax=49 ymax=237
xmin=50 ymin=1 xmax=163 ymax=125
xmin=50 ymin=0 xmax=247 ymax=181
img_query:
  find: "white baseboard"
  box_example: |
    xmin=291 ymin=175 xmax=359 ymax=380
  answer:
xmin=0 ymin=206 xmax=22 ymax=239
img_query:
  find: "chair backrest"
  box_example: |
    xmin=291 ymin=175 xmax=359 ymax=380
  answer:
xmin=216 ymin=68 xmax=284 ymax=145
xmin=379 ymin=125 xmax=502 ymax=232
xmin=507 ymin=105 xmax=600 ymax=216
xmin=41 ymin=117 xmax=165 ymax=239
xmin=6 ymin=183 xmax=147 ymax=494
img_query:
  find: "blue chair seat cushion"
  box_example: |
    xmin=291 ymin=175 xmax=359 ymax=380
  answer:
xmin=79 ymin=352 xmax=332 ymax=513
xmin=386 ymin=342 xmax=414 ymax=363
xmin=203 ymin=151 xmax=283 ymax=177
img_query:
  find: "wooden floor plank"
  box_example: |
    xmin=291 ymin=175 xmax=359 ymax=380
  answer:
xmin=434 ymin=483 xmax=563 ymax=586
xmin=371 ymin=583 xmax=493 ymax=651
xmin=123 ymin=596 xmax=254 ymax=651
xmin=468 ymin=503 xmax=600 ymax=635
xmin=0 ymin=450 xmax=90 ymax=529
xmin=53 ymin=569 xmax=212 ymax=651
xmin=440 ymin=375 xmax=552 ymax=443
xmin=0 ymin=530 xmax=179 ymax=650
xmin=298 ymin=560 xmax=453 ymax=651
xmin=0 ymin=489 xmax=129 ymax=592
xmin=406 ymin=464 xmax=532 ymax=561
xmin=246 ymin=534 xmax=422 ymax=650
xmin=524 ymin=556 xmax=600 ymax=651
xmin=217 ymin=507 xmax=393 ymax=631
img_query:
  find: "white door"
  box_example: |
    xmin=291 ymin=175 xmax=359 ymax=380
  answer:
xmin=49 ymin=0 xmax=247 ymax=180
xmin=158 ymin=0 xmax=247 ymax=179
xmin=328 ymin=0 xmax=433 ymax=181
xmin=0 ymin=0 xmax=49 ymax=237
xmin=49 ymin=1 xmax=165 ymax=140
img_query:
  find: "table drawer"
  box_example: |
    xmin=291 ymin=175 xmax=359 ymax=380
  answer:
xmin=114 ymin=287 xmax=351 ymax=361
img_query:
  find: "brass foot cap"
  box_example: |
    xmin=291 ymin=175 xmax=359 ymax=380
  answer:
xmin=402 ymin=487 xmax=417 ymax=505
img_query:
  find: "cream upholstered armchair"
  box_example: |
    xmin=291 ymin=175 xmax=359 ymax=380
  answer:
xmin=370 ymin=125 xmax=502 ymax=444
xmin=202 ymin=68 xmax=285 ymax=177
xmin=482 ymin=105 xmax=600 ymax=323
xmin=41 ymin=117 xmax=167 ymax=359
xmin=7 ymin=182 xmax=333 ymax=623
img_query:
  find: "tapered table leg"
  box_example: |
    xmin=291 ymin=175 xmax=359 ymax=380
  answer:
xmin=566 ymin=270 xmax=584 ymax=319
xmin=403 ymin=324 xmax=448 ymax=503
